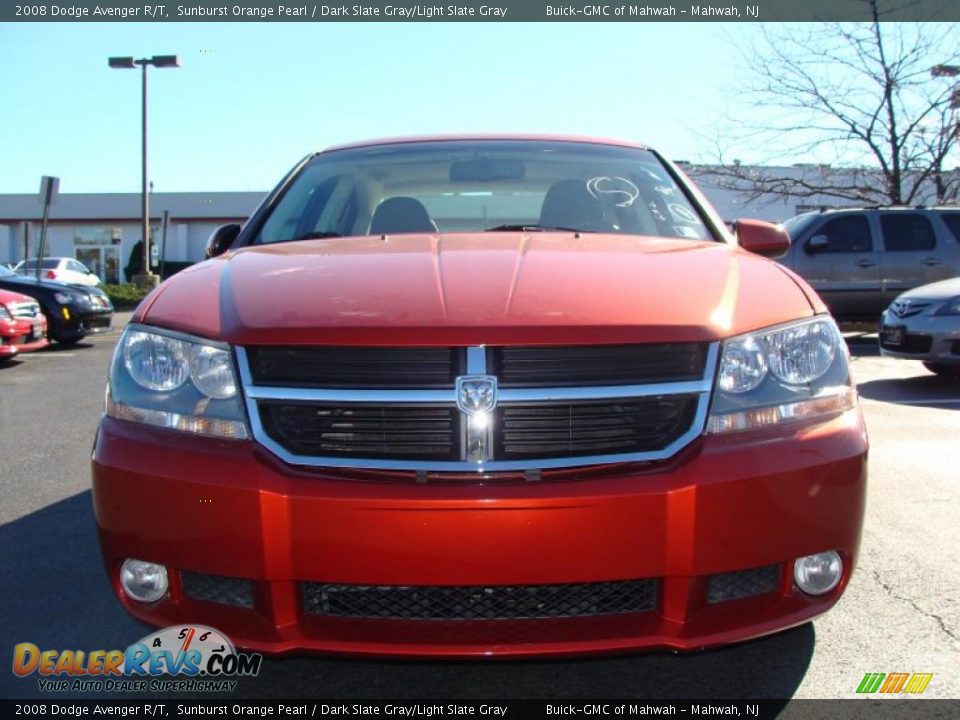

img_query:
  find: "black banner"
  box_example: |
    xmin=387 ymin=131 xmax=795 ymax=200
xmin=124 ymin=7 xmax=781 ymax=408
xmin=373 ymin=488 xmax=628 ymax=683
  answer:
xmin=2 ymin=700 xmax=960 ymax=719
xmin=3 ymin=0 xmax=959 ymax=23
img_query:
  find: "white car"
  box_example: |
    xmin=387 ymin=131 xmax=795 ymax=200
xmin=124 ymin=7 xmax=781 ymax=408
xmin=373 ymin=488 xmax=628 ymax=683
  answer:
xmin=13 ymin=257 xmax=101 ymax=287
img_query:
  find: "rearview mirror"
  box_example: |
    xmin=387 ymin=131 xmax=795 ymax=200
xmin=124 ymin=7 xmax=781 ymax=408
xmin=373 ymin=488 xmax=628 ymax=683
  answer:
xmin=734 ymin=219 xmax=791 ymax=259
xmin=206 ymin=223 xmax=242 ymax=258
xmin=805 ymin=235 xmax=829 ymax=254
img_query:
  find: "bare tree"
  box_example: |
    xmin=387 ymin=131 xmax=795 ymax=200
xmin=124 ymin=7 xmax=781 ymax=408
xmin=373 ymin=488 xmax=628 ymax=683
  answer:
xmin=696 ymin=0 xmax=960 ymax=207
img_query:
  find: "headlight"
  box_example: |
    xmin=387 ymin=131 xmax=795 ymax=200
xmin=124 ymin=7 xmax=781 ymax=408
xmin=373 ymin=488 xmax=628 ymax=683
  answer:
xmin=0 ymin=305 xmax=11 ymax=321
xmin=189 ymin=344 xmax=238 ymax=400
xmin=54 ymin=292 xmax=73 ymax=304
xmin=708 ymin=316 xmax=855 ymax=434
xmin=106 ymin=325 xmax=248 ymax=439
xmin=123 ymin=330 xmax=190 ymax=391
xmin=934 ymin=296 xmax=960 ymax=316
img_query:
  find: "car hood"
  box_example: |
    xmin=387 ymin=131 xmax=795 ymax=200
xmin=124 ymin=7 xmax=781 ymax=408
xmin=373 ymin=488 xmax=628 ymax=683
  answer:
xmin=137 ymin=233 xmax=816 ymax=345
xmin=895 ymin=276 xmax=960 ymax=302
xmin=1 ymin=275 xmax=80 ymax=292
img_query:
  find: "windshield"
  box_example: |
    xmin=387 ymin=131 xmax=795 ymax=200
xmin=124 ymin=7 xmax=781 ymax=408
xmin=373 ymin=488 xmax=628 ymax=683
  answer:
xmin=254 ymin=141 xmax=715 ymax=244
xmin=15 ymin=259 xmax=59 ymax=271
xmin=782 ymin=213 xmax=818 ymax=240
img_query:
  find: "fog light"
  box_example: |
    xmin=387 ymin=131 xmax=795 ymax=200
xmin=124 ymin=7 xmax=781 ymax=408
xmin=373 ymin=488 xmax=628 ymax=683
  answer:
xmin=794 ymin=551 xmax=843 ymax=595
xmin=120 ymin=559 xmax=169 ymax=603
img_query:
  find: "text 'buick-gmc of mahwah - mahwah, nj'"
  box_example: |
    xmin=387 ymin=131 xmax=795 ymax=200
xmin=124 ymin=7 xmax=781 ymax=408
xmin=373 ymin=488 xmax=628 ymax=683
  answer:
xmin=92 ymin=135 xmax=867 ymax=657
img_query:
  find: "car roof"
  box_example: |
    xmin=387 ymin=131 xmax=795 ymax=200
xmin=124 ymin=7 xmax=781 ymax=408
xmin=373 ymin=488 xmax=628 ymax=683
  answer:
xmin=816 ymin=206 xmax=960 ymax=214
xmin=321 ymin=134 xmax=652 ymax=154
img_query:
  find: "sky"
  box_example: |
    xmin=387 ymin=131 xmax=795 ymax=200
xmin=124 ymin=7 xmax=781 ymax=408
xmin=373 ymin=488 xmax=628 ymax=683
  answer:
xmin=0 ymin=22 xmax=767 ymax=194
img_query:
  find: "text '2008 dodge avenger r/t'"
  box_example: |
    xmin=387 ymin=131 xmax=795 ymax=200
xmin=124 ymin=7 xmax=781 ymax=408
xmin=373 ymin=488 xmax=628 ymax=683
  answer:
xmin=92 ymin=136 xmax=867 ymax=658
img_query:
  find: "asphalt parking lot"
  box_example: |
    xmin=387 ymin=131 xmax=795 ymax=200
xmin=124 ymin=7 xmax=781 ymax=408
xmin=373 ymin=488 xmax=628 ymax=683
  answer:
xmin=1 ymin=317 xmax=957 ymax=700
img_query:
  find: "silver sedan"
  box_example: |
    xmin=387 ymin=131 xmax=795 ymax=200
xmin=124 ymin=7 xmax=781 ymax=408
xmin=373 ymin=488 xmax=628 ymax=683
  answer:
xmin=879 ymin=277 xmax=960 ymax=376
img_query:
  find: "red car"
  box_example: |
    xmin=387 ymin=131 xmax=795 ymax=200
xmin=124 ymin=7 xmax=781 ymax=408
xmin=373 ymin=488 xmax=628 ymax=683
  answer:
xmin=93 ymin=136 xmax=867 ymax=658
xmin=0 ymin=288 xmax=49 ymax=360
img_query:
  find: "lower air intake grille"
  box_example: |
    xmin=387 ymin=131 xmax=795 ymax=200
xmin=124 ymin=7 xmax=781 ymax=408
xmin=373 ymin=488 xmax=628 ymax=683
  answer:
xmin=707 ymin=565 xmax=781 ymax=604
xmin=259 ymin=402 xmax=460 ymax=460
xmin=181 ymin=572 xmax=254 ymax=608
xmin=495 ymin=396 xmax=698 ymax=460
xmin=880 ymin=333 xmax=933 ymax=354
xmin=302 ymin=579 xmax=658 ymax=620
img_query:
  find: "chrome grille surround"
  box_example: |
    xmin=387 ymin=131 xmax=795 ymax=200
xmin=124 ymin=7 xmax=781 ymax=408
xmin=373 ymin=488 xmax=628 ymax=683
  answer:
xmin=237 ymin=343 xmax=719 ymax=472
xmin=10 ymin=301 xmax=41 ymax=319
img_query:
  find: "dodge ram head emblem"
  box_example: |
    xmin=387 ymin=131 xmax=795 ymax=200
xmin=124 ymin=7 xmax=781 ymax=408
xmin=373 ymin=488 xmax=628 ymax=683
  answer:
xmin=456 ymin=375 xmax=498 ymax=416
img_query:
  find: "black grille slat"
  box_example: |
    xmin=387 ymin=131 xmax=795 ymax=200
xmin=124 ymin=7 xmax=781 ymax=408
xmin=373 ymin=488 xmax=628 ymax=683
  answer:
xmin=182 ymin=572 xmax=255 ymax=608
xmin=496 ymin=397 xmax=698 ymax=460
xmin=260 ymin=402 xmax=460 ymax=460
xmin=302 ymin=580 xmax=657 ymax=620
xmin=493 ymin=344 xmax=708 ymax=387
xmin=707 ymin=565 xmax=781 ymax=604
xmin=247 ymin=347 xmax=462 ymax=388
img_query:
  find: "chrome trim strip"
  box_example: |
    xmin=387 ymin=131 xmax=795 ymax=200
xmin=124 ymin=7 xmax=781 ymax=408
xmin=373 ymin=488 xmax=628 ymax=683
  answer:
xmin=236 ymin=342 xmax=719 ymax=473
xmin=497 ymin=379 xmax=710 ymax=402
xmin=246 ymin=386 xmax=458 ymax=403
xmin=466 ymin=345 xmax=487 ymax=374
xmin=242 ymin=380 xmax=710 ymax=404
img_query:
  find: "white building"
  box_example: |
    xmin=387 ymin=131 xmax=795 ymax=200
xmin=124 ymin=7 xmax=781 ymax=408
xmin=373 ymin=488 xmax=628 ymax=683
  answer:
xmin=0 ymin=192 xmax=264 ymax=283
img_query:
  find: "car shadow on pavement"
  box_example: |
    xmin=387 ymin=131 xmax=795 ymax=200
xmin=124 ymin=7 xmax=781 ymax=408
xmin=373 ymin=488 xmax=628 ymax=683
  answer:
xmin=42 ymin=341 xmax=96 ymax=353
xmin=857 ymin=374 xmax=960 ymax=409
xmin=844 ymin=336 xmax=880 ymax=358
xmin=0 ymin=492 xmax=815 ymax=700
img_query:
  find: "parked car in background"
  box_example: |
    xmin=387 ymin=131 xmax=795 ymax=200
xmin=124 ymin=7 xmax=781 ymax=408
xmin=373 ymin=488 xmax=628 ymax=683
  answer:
xmin=0 ymin=288 xmax=49 ymax=360
xmin=0 ymin=266 xmax=113 ymax=344
xmin=879 ymin=276 xmax=960 ymax=377
xmin=13 ymin=257 xmax=102 ymax=287
xmin=778 ymin=207 xmax=960 ymax=322
xmin=94 ymin=135 xmax=867 ymax=658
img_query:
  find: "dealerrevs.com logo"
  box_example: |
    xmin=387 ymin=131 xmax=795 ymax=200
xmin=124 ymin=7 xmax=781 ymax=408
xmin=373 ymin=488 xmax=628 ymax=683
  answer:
xmin=12 ymin=625 xmax=262 ymax=693
xmin=856 ymin=672 xmax=934 ymax=695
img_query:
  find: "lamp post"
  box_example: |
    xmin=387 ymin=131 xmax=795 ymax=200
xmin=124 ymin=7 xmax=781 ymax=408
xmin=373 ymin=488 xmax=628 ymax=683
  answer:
xmin=109 ymin=54 xmax=179 ymax=289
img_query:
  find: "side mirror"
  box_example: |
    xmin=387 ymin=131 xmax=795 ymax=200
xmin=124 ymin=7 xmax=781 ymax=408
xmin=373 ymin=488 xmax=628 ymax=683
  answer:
xmin=734 ymin=219 xmax=791 ymax=259
xmin=804 ymin=235 xmax=829 ymax=254
xmin=206 ymin=223 xmax=242 ymax=259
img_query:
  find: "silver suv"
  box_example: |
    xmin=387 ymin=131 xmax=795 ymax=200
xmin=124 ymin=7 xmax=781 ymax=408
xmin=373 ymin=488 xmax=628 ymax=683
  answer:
xmin=778 ymin=207 xmax=960 ymax=321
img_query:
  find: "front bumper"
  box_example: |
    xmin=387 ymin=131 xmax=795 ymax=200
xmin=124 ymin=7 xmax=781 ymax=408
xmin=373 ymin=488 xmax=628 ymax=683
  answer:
xmin=0 ymin=317 xmax=48 ymax=356
xmin=879 ymin=310 xmax=960 ymax=364
xmin=92 ymin=409 xmax=867 ymax=658
xmin=51 ymin=307 xmax=112 ymax=342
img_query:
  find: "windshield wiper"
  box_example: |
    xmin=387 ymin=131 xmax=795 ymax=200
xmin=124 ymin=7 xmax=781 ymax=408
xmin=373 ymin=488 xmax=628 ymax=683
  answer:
xmin=288 ymin=231 xmax=344 ymax=241
xmin=485 ymin=224 xmax=583 ymax=233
